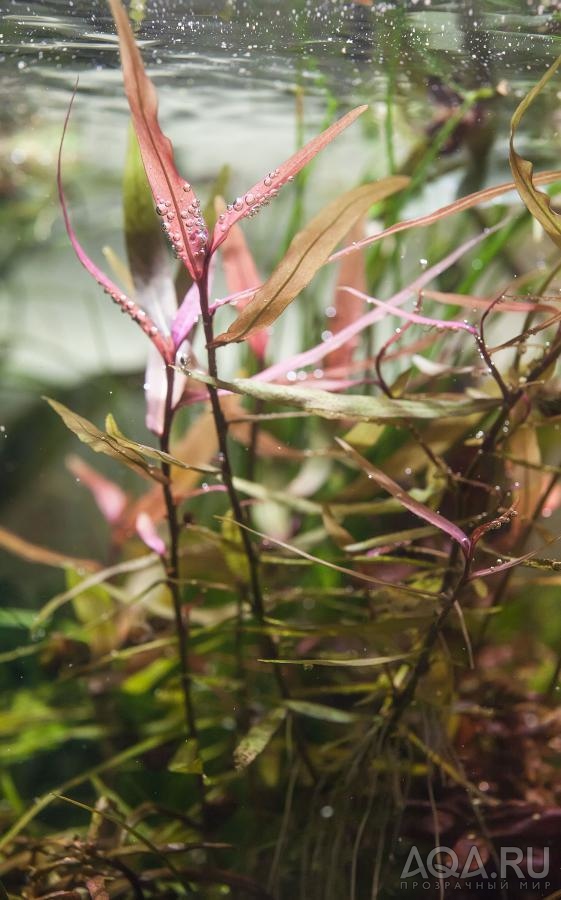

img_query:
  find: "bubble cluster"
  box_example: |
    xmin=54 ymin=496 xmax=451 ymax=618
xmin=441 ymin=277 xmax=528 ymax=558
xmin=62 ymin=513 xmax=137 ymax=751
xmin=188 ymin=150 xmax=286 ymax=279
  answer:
xmin=220 ymin=168 xmax=291 ymax=230
xmin=103 ymin=286 xmax=159 ymax=341
xmin=156 ymin=194 xmax=208 ymax=259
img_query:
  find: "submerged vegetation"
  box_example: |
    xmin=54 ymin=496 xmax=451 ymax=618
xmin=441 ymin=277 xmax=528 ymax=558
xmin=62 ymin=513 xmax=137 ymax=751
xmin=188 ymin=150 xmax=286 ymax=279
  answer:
xmin=5 ymin=2 xmax=561 ymax=898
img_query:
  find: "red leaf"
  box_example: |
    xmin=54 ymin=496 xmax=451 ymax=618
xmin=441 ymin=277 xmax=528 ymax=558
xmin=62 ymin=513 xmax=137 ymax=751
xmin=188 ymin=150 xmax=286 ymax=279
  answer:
xmin=210 ymin=104 xmax=368 ymax=251
xmin=325 ymin=220 xmax=366 ymax=370
xmin=58 ymin=87 xmax=174 ymax=362
xmin=220 ymin=220 xmax=268 ymax=360
xmin=108 ymin=0 xmax=207 ymax=279
xmin=336 ymin=438 xmax=472 ymax=558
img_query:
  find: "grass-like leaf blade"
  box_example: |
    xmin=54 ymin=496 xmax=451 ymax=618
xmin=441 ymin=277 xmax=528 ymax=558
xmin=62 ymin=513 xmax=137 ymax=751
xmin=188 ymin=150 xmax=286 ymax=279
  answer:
xmin=212 ymin=178 xmax=408 ymax=346
xmin=210 ymin=104 xmax=369 ymax=251
xmin=509 ymin=54 xmax=561 ymax=249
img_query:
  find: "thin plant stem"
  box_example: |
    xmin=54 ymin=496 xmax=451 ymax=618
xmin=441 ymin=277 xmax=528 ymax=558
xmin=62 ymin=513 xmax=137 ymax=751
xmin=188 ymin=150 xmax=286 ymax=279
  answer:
xmin=381 ymin=560 xmax=471 ymax=741
xmin=196 ymin=266 xmax=317 ymax=782
xmin=159 ymin=365 xmax=204 ymax=808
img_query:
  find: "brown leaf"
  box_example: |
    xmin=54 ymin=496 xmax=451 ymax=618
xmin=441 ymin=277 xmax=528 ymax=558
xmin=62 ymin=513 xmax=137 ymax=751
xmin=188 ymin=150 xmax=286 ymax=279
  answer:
xmin=212 ymin=177 xmax=408 ymax=346
xmin=509 ymin=54 xmax=561 ymax=249
xmin=0 ymin=526 xmax=100 ymax=572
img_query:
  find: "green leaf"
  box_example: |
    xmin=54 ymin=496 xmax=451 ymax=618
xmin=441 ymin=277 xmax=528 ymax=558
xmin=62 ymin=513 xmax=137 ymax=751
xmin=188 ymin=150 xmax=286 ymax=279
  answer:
xmin=261 ymin=653 xmax=407 ymax=667
xmin=212 ymin=177 xmax=408 ymax=346
xmin=285 ymin=700 xmax=358 ymax=723
xmin=221 ymin=509 xmax=251 ymax=584
xmin=510 ymin=54 xmax=561 ymax=249
xmin=185 ymin=372 xmax=498 ymax=423
xmin=123 ymin=124 xmax=169 ymax=290
xmin=168 ymin=739 xmax=204 ymax=775
xmin=234 ymin=707 xmax=286 ymax=770
xmin=46 ymin=398 xmax=219 ymax=483
xmin=67 ymin=568 xmax=115 ymax=655
xmin=46 ymin=397 xmax=166 ymax=483
xmin=121 ymin=657 xmax=176 ymax=695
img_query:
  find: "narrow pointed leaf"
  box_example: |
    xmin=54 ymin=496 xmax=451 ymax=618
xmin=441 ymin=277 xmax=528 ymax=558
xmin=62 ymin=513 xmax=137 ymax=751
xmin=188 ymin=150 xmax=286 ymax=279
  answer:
xmin=47 ymin=397 xmax=168 ymax=483
xmin=212 ymin=177 xmax=408 ymax=346
xmin=46 ymin=399 xmax=218 ymax=483
xmin=0 ymin=525 xmax=100 ymax=573
xmin=509 ymin=54 xmax=561 ymax=249
xmin=108 ymin=0 xmax=207 ymax=277
xmin=211 ymin=104 xmax=368 ymax=251
xmin=186 ymin=370 xmax=498 ymax=422
xmin=255 ymin=223 xmax=502 ymax=385
xmin=104 ymin=412 xmax=219 ymax=473
xmin=336 ymin=438 xmax=472 ymax=558
xmin=262 ymin=654 xmax=407 ymax=668
xmin=58 ymin=88 xmax=173 ymax=361
xmin=234 ymin=707 xmax=286 ymax=770
xmin=330 ymin=169 xmax=561 ymax=264
xmin=338 ymin=287 xmax=478 ymax=335
xmin=285 ymin=700 xmax=358 ymax=723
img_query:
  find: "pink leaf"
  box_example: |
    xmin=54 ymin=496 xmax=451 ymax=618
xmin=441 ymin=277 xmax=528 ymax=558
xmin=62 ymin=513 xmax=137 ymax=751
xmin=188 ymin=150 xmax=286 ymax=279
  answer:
xmin=220 ymin=221 xmax=268 ymax=360
xmin=136 ymin=511 xmax=166 ymax=556
xmin=336 ymin=438 xmax=472 ymax=558
xmin=172 ymin=281 xmax=201 ymax=348
xmin=210 ymin=104 xmax=368 ymax=252
xmin=66 ymin=454 xmax=128 ymax=524
xmin=469 ymin=550 xmax=536 ymax=580
xmin=144 ymin=343 xmax=187 ymax=436
xmin=58 ymin=88 xmax=174 ymax=363
xmin=338 ymin=287 xmax=478 ymax=335
xmin=108 ymin=0 xmax=207 ymax=279
xmin=253 ymin=225 xmax=499 ymax=386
